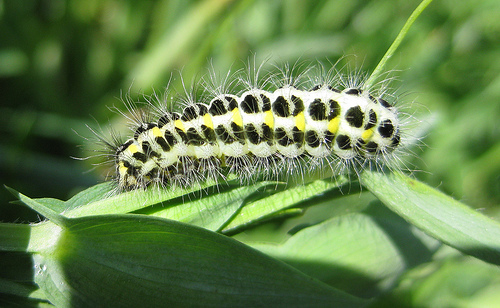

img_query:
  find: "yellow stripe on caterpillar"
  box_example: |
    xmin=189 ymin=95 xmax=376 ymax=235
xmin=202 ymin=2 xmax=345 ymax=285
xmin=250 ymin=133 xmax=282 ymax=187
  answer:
xmin=264 ymin=110 xmax=274 ymax=129
xmin=232 ymin=108 xmax=243 ymax=127
xmin=328 ymin=117 xmax=340 ymax=134
xmin=174 ymin=119 xmax=185 ymax=131
xmin=295 ymin=112 xmax=306 ymax=131
xmin=362 ymin=128 xmax=374 ymax=141
xmin=203 ymin=113 xmax=214 ymax=129
xmin=128 ymin=143 xmax=139 ymax=154
xmin=152 ymin=126 xmax=163 ymax=138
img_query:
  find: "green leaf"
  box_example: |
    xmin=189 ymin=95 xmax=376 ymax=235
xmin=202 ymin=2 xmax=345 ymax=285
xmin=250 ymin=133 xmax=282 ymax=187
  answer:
xmin=137 ymin=181 xmax=273 ymax=231
xmin=64 ymin=179 xmax=224 ymax=217
xmin=5 ymin=187 xmax=68 ymax=227
xmin=62 ymin=179 xmax=291 ymax=232
xmin=24 ymin=177 xmax=348 ymax=234
xmin=64 ymin=182 xmax=115 ymax=210
xmin=361 ymin=171 xmax=500 ymax=265
xmin=249 ymin=203 xmax=439 ymax=298
xmin=222 ymin=178 xmax=349 ymax=234
xmin=32 ymin=214 xmax=366 ymax=307
xmin=16 ymin=183 xmax=114 ymax=215
xmin=251 ymin=213 xmax=405 ymax=298
xmin=9 ymin=189 xmax=365 ymax=306
xmin=29 ymin=198 xmax=67 ymax=214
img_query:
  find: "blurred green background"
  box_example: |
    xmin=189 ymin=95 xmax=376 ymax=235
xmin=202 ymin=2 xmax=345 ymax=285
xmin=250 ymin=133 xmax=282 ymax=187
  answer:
xmin=1 ymin=0 xmax=499 ymax=305
xmin=2 ymin=0 xmax=498 ymax=218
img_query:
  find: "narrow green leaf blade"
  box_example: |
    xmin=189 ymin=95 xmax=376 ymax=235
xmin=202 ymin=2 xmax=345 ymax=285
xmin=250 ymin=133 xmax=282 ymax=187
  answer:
xmin=361 ymin=171 xmax=500 ymax=265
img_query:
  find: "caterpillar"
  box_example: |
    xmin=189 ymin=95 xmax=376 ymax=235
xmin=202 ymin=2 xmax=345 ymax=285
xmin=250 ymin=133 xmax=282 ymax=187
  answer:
xmin=98 ymin=63 xmax=403 ymax=192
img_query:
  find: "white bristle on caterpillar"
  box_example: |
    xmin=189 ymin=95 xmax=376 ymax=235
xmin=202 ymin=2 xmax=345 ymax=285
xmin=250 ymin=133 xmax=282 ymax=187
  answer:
xmin=97 ymin=62 xmax=406 ymax=192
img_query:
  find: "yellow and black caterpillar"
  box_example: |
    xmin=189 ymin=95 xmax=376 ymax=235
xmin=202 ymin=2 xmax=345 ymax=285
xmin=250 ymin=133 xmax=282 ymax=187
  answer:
xmin=112 ymin=79 xmax=401 ymax=191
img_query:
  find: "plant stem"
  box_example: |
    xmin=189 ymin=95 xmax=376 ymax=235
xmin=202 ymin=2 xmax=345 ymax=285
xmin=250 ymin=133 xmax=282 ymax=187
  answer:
xmin=365 ymin=0 xmax=434 ymax=89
